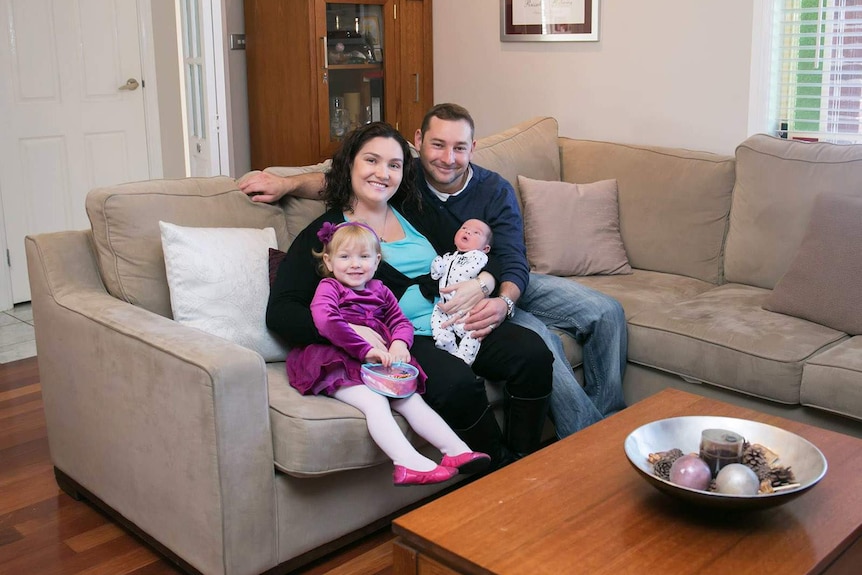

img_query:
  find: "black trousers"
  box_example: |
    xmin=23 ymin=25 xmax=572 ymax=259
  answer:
xmin=411 ymin=322 xmax=553 ymax=430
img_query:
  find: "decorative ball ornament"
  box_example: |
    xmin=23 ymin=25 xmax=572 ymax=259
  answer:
xmin=669 ymin=454 xmax=712 ymax=491
xmin=714 ymin=463 xmax=760 ymax=495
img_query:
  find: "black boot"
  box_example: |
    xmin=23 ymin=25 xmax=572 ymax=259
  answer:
xmin=504 ymin=390 xmax=552 ymax=458
xmin=455 ymin=405 xmax=516 ymax=472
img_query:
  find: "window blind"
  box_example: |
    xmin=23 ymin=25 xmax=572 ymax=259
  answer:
xmin=773 ymin=0 xmax=862 ymax=143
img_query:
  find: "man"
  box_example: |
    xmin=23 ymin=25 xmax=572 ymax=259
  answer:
xmin=239 ymin=104 xmax=627 ymax=437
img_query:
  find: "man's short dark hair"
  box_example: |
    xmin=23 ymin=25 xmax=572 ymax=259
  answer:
xmin=421 ymin=103 xmax=475 ymax=140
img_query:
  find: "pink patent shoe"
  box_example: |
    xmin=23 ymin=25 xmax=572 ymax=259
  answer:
xmin=393 ymin=464 xmax=458 ymax=486
xmin=441 ymin=452 xmax=492 ymax=475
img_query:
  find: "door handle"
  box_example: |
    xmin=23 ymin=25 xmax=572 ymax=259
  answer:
xmin=119 ymin=78 xmax=140 ymax=91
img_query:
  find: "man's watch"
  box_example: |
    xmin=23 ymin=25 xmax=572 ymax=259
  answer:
xmin=499 ymin=295 xmax=515 ymax=319
xmin=477 ymin=277 xmax=491 ymax=296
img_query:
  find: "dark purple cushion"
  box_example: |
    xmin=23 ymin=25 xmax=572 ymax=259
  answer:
xmin=268 ymin=248 xmax=286 ymax=286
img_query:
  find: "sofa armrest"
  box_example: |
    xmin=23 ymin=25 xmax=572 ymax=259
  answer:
xmin=25 ymin=230 xmax=277 ymax=575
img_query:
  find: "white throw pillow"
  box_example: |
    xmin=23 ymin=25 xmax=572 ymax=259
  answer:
xmin=159 ymin=221 xmax=289 ymax=361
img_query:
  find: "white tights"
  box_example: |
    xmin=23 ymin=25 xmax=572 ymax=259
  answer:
xmin=333 ymin=385 xmax=471 ymax=471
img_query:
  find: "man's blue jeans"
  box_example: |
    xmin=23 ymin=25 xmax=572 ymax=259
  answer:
xmin=510 ymin=273 xmax=627 ymax=438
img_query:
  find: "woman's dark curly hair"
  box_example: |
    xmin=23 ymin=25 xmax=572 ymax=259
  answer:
xmin=323 ymin=122 xmax=420 ymax=212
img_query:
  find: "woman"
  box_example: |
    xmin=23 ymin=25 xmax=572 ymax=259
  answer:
xmin=267 ymin=122 xmax=552 ymax=469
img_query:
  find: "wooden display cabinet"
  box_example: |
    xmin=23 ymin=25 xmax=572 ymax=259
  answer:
xmin=245 ymin=0 xmax=433 ymax=168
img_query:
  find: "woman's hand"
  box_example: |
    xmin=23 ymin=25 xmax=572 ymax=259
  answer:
xmin=438 ymin=278 xmax=486 ymax=324
xmin=388 ymin=340 xmax=410 ymax=364
xmin=348 ymin=324 xmax=388 ymax=351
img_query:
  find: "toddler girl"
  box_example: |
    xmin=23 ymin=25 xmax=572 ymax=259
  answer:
xmin=286 ymin=221 xmax=490 ymax=485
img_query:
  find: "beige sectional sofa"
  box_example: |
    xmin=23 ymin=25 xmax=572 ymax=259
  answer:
xmin=486 ymin=119 xmax=862 ymax=437
xmin=25 ymin=117 xmax=862 ymax=575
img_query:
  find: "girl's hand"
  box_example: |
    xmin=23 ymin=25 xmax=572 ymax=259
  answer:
xmin=349 ymin=323 xmax=387 ymax=351
xmin=365 ymin=348 xmax=392 ymax=366
xmin=388 ymin=340 xmax=410 ymax=364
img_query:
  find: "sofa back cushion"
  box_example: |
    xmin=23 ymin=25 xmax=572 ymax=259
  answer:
xmin=559 ymin=139 xmax=735 ymax=285
xmin=725 ymin=134 xmax=862 ymax=289
xmin=87 ymin=176 xmax=289 ymax=318
xmin=472 ymin=117 xmax=561 ymax=211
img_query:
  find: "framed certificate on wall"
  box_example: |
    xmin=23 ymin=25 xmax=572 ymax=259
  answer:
xmin=501 ymin=0 xmax=599 ymax=42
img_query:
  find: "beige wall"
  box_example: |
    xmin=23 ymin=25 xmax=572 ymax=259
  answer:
xmin=223 ymin=0 xmax=757 ymax=172
xmin=151 ymin=1 xmax=185 ymax=178
xmin=433 ymin=0 xmax=755 ymax=155
xmin=225 ymin=0 xmax=250 ymax=176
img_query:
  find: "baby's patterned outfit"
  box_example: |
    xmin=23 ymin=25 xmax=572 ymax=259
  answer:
xmin=430 ymin=250 xmax=488 ymax=365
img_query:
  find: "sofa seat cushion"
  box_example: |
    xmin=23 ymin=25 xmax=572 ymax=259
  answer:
xmin=552 ymin=271 xmax=714 ymax=370
xmin=266 ymin=364 xmax=510 ymax=476
xmin=266 ymin=364 xmax=416 ymax=477
xmin=801 ymin=337 xmax=862 ymax=422
xmin=627 ymin=283 xmax=847 ymax=404
xmin=573 ymin=270 xmax=717 ymax=321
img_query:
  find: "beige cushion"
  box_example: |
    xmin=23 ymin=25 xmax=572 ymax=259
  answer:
xmin=159 ymin=222 xmax=289 ymax=362
xmin=763 ymin=193 xmax=862 ymax=334
xmin=628 ymin=283 xmax=846 ymax=404
xmin=266 ymin=364 xmax=413 ymax=476
xmin=801 ymin=337 xmax=862 ymax=422
xmin=725 ymin=134 xmax=862 ymax=289
xmin=473 ymin=117 xmax=561 ymax=211
xmin=263 ymin=164 xmax=330 ymax=242
xmin=559 ymin=138 xmax=734 ymax=285
xmin=86 ymin=176 xmax=289 ymax=318
xmin=518 ymin=176 xmax=631 ymax=276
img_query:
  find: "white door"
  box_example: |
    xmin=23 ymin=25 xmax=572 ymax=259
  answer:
xmin=0 ymin=0 xmax=152 ymax=304
xmin=179 ymin=0 xmax=226 ymax=177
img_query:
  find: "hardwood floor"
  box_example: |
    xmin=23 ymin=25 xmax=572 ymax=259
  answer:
xmin=0 ymin=356 xmax=396 ymax=575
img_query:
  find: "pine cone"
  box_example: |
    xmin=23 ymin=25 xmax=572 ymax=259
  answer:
xmin=768 ymin=466 xmax=796 ymax=486
xmin=651 ymin=448 xmax=683 ymax=481
xmin=742 ymin=444 xmax=769 ymax=469
xmin=750 ymin=462 xmax=773 ymax=482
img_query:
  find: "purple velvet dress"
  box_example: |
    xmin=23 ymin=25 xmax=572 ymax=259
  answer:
xmin=286 ymin=278 xmax=427 ymax=396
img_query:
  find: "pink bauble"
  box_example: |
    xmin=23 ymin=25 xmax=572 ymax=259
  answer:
xmin=669 ymin=454 xmax=712 ymax=491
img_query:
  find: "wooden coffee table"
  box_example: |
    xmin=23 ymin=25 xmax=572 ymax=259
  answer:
xmin=392 ymin=389 xmax=862 ymax=574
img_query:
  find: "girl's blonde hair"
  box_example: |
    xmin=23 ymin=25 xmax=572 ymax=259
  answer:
xmin=314 ymin=222 xmax=381 ymax=278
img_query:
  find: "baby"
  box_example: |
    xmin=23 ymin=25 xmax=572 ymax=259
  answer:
xmin=430 ymin=219 xmax=493 ymax=365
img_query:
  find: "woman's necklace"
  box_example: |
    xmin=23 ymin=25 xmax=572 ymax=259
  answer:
xmin=350 ymin=206 xmax=389 ymax=242
xmin=378 ymin=207 xmax=389 ymax=242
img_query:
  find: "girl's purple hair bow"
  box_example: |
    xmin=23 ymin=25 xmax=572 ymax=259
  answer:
xmin=316 ymin=221 xmax=380 ymax=245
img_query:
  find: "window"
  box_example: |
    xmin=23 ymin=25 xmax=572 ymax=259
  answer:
xmin=772 ymin=0 xmax=862 ymax=143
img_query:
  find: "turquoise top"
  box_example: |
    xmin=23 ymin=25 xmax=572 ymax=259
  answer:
xmin=380 ymin=209 xmax=437 ymax=336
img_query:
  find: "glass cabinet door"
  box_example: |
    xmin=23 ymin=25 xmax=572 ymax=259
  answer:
xmin=321 ymin=2 xmax=386 ymax=152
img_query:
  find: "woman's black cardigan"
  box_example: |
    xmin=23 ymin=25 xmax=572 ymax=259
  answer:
xmin=266 ymin=195 xmax=501 ymax=348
